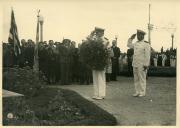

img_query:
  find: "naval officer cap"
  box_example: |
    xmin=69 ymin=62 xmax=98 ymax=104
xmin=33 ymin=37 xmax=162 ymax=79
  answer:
xmin=137 ymin=29 xmax=146 ymax=35
xmin=95 ymin=27 xmax=105 ymax=32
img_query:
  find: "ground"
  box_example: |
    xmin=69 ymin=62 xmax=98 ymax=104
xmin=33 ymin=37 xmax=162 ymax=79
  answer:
xmin=50 ymin=76 xmax=176 ymax=126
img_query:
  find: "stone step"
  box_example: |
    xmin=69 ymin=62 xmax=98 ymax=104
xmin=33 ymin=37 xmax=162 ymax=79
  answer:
xmin=2 ymin=89 xmax=24 ymax=98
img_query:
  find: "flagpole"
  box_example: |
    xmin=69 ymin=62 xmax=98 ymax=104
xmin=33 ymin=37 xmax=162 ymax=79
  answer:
xmin=148 ymin=4 xmax=151 ymax=44
xmin=8 ymin=8 xmax=21 ymax=59
xmin=33 ymin=10 xmax=40 ymax=74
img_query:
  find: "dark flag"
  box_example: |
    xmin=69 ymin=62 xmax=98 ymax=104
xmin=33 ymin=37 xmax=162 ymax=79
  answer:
xmin=8 ymin=9 xmax=21 ymax=56
xmin=33 ymin=11 xmax=40 ymax=72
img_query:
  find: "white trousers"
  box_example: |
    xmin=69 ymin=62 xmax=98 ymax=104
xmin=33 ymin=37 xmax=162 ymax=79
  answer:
xmin=170 ymin=59 xmax=176 ymax=67
xmin=153 ymin=59 xmax=157 ymax=67
xmin=162 ymin=60 xmax=166 ymax=67
xmin=133 ymin=67 xmax=147 ymax=95
xmin=92 ymin=70 xmax=106 ymax=97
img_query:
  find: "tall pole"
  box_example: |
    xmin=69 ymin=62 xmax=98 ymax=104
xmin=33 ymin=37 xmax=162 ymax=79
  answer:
xmin=148 ymin=4 xmax=151 ymax=44
xmin=115 ymin=35 xmax=118 ymax=42
xmin=39 ymin=17 xmax=44 ymax=42
xmin=171 ymin=34 xmax=174 ymax=50
xmin=33 ymin=10 xmax=40 ymax=74
xmin=40 ymin=23 xmax=43 ymax=42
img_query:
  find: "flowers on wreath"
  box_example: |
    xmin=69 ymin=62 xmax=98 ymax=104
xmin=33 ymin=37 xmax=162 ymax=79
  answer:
xmin=79 ymin=33 xmax=109 ymax=71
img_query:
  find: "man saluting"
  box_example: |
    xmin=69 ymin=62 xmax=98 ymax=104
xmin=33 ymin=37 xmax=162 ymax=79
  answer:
xmin=87 ymin=27 xmax=109 ymax=100
xmin=127 ymin=29 xmax=151 ymax=97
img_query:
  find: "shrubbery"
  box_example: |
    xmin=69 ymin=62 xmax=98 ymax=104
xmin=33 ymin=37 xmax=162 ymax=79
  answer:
xmin=3 ymin=66 xmax=45 ymax=97
xmin=147 ymin=66 xmax=176 ymax=77
xmin=3 ymin=88 xmax=86 ymax=126
xmin=119 ymin=66 xmax=176 ymax=77
xmin=3 ymin=88 xmax=117 ymax=126
xmin=3 ymin=97 xmax=39 ymax=126
xmin=62 ymin=89 xmax=117 ymax=125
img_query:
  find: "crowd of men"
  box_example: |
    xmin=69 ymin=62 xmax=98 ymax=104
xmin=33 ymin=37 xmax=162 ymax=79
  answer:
xmin=3 ymin=38 xmax=176 ymax=85
xmin=120 ymin=46 xmax=177 ymax=76
xmin=151 ymin=47 xmax=177 ymax=67
xmin=3 ymin=38 xmax=120 ymax=85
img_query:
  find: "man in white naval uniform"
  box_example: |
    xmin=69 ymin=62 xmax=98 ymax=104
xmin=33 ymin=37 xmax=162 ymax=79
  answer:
xmin=87 ymin=27 xmax=109 ymax=100
xmin=127 ymin=30 xmax=151 ymax=97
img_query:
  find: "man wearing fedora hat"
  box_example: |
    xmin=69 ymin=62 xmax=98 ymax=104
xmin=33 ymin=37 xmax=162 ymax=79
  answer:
xmin=127 ymin=29 xmax=151 ymax=97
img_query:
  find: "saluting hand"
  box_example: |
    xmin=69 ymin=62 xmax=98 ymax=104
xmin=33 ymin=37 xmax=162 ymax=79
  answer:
xmin=90 ymin=30 xmax=96 ymax=36
xmin=130 ymin=34 xmax=136 ymax=40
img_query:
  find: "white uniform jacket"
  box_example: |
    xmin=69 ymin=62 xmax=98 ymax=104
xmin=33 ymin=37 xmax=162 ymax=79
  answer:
xmin=127 ymin=38 xmax=151 ymax=67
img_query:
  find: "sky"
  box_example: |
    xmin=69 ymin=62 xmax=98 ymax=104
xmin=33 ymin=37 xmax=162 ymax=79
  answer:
xmin=1 ymin=0 xmax=180 ymax=52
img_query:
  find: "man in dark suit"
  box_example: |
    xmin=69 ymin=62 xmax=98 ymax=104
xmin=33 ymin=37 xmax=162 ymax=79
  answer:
xmin=111 ymin=40 xmax=120 ymax=81
xmin=127 ymin=48 xmax=134 ymax=77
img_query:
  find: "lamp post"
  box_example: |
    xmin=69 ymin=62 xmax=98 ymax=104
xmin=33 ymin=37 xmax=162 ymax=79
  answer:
xmin=33 ymin=10 xmax=40 ymax=74
xmin=115 ymin=35 xmax=118 ymax=42
xmin=168 ymin=23 xmax=176 ymax=51
xmin=39 ymin=15 xmax=44 ymax=42
xmin=171 ymin=34 xmax=174 ymax=50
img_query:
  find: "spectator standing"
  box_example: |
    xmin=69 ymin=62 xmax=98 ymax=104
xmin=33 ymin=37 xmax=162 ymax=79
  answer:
xmin=153 ymin=53 xmax=158 ymax=67
xmin=111 ymin=40 xmax=120 ymax=81
xmin=158 ymin=53 xmax=162 ymax=66
xmin=106 ymin=43 xmax=114 ymax=82
xmin=170 ymin=54 xmax=176 ymax=67
xmin=118 ymin=53 xmax=124 ymax=73
xmin=127 ymin=48 xmax=134 ymax=76
xmin=161 ymin=53 xmax=167 ymax=67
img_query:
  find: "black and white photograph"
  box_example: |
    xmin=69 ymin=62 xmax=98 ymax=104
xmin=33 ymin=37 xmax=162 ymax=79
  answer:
xmin=1 ymin=0 xmax=179 ymax=126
